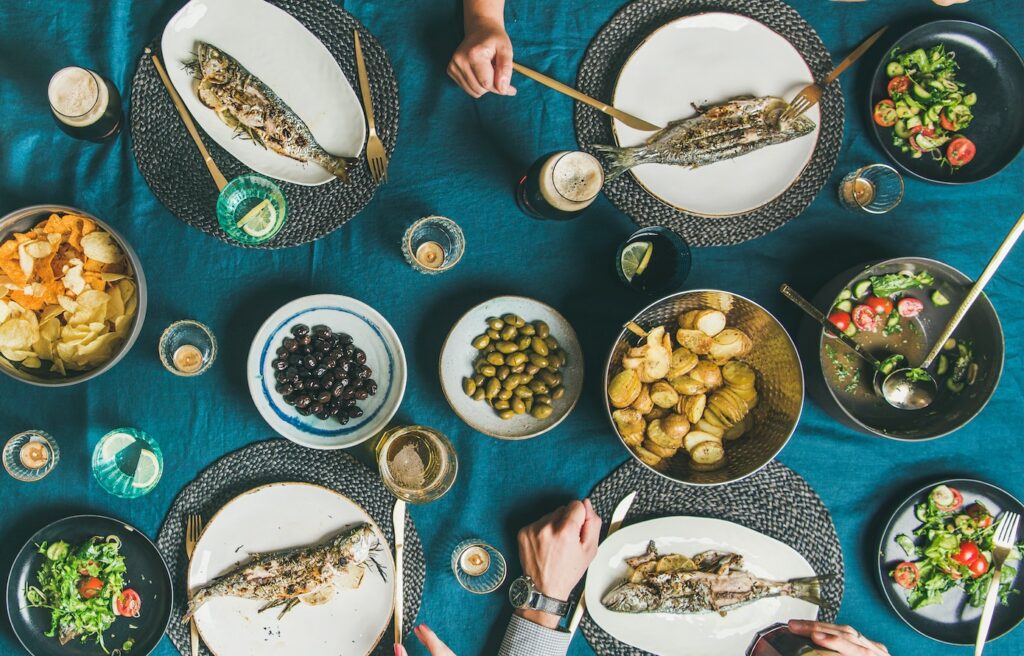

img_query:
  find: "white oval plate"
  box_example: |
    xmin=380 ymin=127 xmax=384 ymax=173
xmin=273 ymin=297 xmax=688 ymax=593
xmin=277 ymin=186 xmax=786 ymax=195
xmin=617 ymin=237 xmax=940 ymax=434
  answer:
xmin=439 ymin=296 xmax=583 ymax=440
xmin=585 ymin=516 xmax=820 ymax=656
xmin=612 ymin=12 xmax=820 ymax=217
xmin=247 ymin=294 xmax=406 ymax=449
xmin=189 ymin=482 xmax=394 ymax=656
xmin=161 ymin=0 xmax=365 ymax=186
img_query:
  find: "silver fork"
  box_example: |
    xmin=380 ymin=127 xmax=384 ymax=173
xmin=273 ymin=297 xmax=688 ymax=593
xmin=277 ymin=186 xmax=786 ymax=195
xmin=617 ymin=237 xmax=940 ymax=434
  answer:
xmin=975 ymin=511 xmax=1020 ymax=655
xmin=353 ymin=30 xmax=388 ymax=183
xmin=185 ymin=514 xmax=204 ymax=656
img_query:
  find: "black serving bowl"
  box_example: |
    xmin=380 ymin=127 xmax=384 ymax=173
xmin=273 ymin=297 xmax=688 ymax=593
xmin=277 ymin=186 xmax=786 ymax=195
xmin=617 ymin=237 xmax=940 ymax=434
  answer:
xmin=797 ymin=257 xmax=1003 ymax=440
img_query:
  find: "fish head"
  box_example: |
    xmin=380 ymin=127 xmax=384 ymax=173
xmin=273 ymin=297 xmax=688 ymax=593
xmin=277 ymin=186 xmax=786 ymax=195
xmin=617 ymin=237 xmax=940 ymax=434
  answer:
xmin=194 ymin=42 xmax=233 ymax=83
xmin=601 ymin=582 xmax=657 ymax=613
xmin=783 ymin=113 xmax=817 ymax=138
xmin=768 ymin=98 xmax=816 ymax=137
xmin=330 ymin=524 xmax=377 ymax=566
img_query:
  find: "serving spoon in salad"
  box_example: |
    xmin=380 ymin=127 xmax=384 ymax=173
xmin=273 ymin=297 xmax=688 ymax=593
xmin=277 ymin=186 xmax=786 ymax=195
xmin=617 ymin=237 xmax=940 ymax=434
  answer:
xmin=882 ymin=210 xmax=1024 ymax=410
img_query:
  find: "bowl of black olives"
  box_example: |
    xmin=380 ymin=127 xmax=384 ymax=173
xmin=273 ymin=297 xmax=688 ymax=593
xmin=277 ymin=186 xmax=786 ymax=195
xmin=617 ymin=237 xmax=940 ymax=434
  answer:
xmin=247 ymin=294 xmax=407 ymax=449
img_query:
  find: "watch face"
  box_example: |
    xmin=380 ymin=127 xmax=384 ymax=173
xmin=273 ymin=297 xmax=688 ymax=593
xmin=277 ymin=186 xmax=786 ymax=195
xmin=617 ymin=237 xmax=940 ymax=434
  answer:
xmin=509 ymin=577 xmax=531 ymax=608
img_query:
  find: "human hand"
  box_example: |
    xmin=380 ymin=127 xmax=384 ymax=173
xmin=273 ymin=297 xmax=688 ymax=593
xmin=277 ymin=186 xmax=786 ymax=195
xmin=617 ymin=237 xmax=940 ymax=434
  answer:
xmin=394 ymin=624 xmax=455 ymax=656
xmin=933 ymin=0 xmax=969 ymax=6
xmin=788 ymin=620 xmax=890 ymax=656
xmin=448 ymin=15 xmax=516 ymax=97
xmin=516 ymin=498 xmax=602 ymax=629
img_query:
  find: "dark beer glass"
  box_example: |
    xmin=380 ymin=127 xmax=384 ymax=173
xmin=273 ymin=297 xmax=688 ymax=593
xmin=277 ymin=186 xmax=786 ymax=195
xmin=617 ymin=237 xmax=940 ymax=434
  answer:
xmin=516 ymin=150 xmax=604 ymax=220
xmin=47 ymin=67 xmax=123 ymax=142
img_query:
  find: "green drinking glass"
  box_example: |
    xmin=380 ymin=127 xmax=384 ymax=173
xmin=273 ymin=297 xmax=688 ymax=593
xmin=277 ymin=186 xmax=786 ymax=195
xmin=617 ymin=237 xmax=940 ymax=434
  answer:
xmin=91 ymin=428 xmax=163 ymax=498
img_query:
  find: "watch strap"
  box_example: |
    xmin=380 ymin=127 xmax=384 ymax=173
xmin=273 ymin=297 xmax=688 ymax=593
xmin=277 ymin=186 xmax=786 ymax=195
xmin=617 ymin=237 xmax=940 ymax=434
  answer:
xmin=531 ymin=590 xmax=570 ymax=617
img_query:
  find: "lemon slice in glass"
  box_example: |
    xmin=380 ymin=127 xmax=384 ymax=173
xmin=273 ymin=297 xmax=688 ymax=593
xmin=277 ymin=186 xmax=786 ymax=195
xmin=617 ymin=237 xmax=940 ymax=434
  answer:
xmin=131 ymin=449 xmax=162 ymax=489
xmin=620 ymin=241 xmax=654 ymax=282
xmin=100 ymin=432 xmax=136 ymax=461
xmin=236 ymin=199 xmax=277 ymax=238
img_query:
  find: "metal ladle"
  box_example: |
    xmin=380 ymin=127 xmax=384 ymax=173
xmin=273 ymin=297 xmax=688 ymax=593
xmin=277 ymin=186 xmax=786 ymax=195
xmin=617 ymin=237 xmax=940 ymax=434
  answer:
xmin=882 ymin=210 xmax=1024 ymax=410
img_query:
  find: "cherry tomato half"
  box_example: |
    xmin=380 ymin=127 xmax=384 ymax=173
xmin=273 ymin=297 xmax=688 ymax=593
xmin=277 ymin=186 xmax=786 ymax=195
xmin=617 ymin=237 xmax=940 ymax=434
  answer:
xmin=947 ymin=137 xmax=976 ymax=167
xmin=952 ymin=541 xmax=981 ymax=565
xmin=866 ymin=296 xmax=894 ymax=316
xmin=78 ymin=577 xmax=103 ymax=600
xmin=897 ymin=297 xmax=924 ymax=317
xmin=940 ymin=108 xmax=959 ymax=131
xmin=828 ymin=311 xmax=851 ymax=333
xmin=114 ymin=588 xmax=142 ymax=617
xmin=969 ymin=555 xmax=990 ymax=578
xmin=888 ymin=76 xmax=911 ymax=97
xmin=967 ymin=502 xmax=994 ymax=528
xmin=873 ymin=99 xmax=897 ymax=127
xmin=894 ymin=562 xmax=920 ymax=589
xmin=936 ymin=487 xmax=965 ymax=512
xmin=852 ymin=305 xmax=880 ymax=332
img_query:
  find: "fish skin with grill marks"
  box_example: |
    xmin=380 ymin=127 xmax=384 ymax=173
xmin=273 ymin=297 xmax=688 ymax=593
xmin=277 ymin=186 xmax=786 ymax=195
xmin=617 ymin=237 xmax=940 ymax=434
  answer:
xmin=593 ymin=96 xmax=815 ymax=179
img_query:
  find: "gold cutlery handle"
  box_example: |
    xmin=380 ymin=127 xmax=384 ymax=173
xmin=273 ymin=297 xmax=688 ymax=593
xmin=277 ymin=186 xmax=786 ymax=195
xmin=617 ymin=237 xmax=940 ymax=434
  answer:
xmin=353 ymin=31 xmax=376 ymax=132
xmin=147 ymin=49 xmax=228 ymax=191
xmin=824 ymin=25 xmax=888 ymax=85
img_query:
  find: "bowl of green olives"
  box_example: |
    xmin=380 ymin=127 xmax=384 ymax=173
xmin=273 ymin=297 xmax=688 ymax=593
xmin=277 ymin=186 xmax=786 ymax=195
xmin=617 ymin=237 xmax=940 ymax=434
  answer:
xmin=439 ymin=296 xmax=583 ymax=440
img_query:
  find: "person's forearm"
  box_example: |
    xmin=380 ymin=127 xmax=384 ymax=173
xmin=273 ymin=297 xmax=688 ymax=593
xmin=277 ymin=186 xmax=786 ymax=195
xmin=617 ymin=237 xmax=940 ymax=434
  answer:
xmin=498 ymin=613 xmax=571 ymax=656
xmin=464 ymin=0 xmax=505 ymax=30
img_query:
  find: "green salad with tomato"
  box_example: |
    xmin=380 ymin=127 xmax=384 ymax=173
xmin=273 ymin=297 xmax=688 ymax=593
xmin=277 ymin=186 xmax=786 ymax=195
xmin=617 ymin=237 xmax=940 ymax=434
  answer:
xmin=874 ymin=44 xmax=977 ymax=169
xmin=25 ymin=536 xmax=142 ymax=652
xmin=891 ymin=485 xmax=1022 ymax=610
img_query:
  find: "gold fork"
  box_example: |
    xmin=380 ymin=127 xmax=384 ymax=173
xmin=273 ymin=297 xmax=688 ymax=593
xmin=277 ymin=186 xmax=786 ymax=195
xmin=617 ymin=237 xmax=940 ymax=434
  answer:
xmin=353 ymin=30 xmax=387 ymax=183
xmin=185 ymin=514 xmax=204 ymax=656
xmin=781 ymin=25 xmax=888 ymax=122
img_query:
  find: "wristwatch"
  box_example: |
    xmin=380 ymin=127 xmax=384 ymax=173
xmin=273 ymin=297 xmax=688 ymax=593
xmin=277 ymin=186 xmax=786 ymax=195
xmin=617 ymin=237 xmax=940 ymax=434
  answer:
xmin=508 ymin=576 xmax=570 ymax=617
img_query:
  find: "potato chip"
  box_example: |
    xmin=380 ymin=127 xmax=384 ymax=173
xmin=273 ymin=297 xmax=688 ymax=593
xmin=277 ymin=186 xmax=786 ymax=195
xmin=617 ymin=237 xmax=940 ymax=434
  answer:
xmin=81 ymin=231 xmax=123 ymax=264
xmin=0 ymin=317 xmax=37 ymax=351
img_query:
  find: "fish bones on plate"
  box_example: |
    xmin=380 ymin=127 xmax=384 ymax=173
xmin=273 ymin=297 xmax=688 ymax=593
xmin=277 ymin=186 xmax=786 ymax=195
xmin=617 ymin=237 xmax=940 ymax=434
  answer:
xmin=602 ymin=541 xmax=823 ymax=615
xmin=594 ymin=96 xmax=815 ymax=178
xmin=183 ymin=523 xmax=384 ymax=621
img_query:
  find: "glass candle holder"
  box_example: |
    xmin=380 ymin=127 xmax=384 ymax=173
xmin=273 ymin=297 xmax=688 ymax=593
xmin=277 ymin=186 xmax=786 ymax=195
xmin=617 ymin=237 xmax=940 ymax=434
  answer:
xmin=217 ymin=174 xmax=288 ymax=245
xmin=159 ymin=320 xmax=217 ymax=376
xmin=402 ymin=216 xmax=465 ymax=273
xmin=839 ymin=164 xmax=904 ymax=214
xmin=4 ymin=430 xmax=60 ymax=482
xmin=451 ymin=539 xmax=507 ymax=594
xmin=91 ymin=428 xmax=163 ymax=498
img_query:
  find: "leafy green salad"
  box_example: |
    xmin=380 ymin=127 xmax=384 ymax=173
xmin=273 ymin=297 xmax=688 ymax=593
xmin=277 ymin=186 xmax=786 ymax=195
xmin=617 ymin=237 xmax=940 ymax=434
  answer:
xmin=891 ymin=485 xmax=1022 ymax=610
xmin=25 ymin=536 xmax=142 ymax=652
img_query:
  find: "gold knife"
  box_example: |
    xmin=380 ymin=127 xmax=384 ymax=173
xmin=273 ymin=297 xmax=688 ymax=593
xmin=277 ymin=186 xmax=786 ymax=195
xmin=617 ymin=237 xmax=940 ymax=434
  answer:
xmin=392 ymin=500 xmax=406 ymax=646
xmin=511 ymin=63 xmax=662 ymax=132
xmin=821 ymin=25 xmax=888 ymax=86
xmin=567 ymin=491 xmax=637 ymax=636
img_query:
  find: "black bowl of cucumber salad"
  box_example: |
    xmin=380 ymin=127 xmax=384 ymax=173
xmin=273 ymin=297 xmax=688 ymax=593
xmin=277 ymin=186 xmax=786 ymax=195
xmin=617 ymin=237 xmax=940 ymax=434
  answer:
xmin=869 ymin=20 xmax=1024 ymax=184
xmin=809 ymin=257 xmax=1003 ymax=441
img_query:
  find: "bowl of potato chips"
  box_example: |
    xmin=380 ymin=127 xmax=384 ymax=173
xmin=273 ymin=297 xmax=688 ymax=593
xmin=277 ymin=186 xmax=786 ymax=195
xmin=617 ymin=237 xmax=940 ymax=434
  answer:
xmin=0 ymin=205 xmax=145 ymax=386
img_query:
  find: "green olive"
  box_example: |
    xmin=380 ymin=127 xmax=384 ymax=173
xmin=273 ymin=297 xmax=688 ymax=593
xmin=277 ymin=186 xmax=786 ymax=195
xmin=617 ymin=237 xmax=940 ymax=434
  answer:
xmin=551 ymin=385 xmax=566 ymax=400
xmin=514 ymin=386 xmax=533 ymax=398
xmin=519 ymin=324 xmax=536 ymax=336
xmin=529 ymin=380 xmax=549 ymax=394
xmin=486 ymin=352 xmax=505 ymax=366
xmin=485 ymin=378 xmax=501 ymax=399
xmin=529 ymin=353 xmax=550 ymax=369
xmin=500 ymin=325 xmax=518 ymax=341
xmin=531 ymin=403 xmax=554 ymax=419
xmin=517 ymin=336 xmax=532 ymax=350
xmin=487 ymin=328 xmax=500 ymax=340
xmin=504 ymin=373 xmax=522 ymax=390
xmin=535 ymin=394 xmax=552 ymax=405
xmin=473 ymin=373 xmax=485 ymax=386
xmin=497 ymin=365 xmax=510 ymax=381
xmin=548 ymin=352 xmax=564 ymax=368
xmin=531 ymin=336 xmax=549 ymax=356
xmin=534 ymin=321 xmax=550 ymax=338
xmin=512 ymin=397 xmax=527 ymax=414
xmin=493 ymin=399 xmax=510 ymax=410
xmin=498 ymin=409 xmax=515 ymax=420
xmin=488 ymin=318 xmax=505 ymax=331
xmin=463 ymin=377 xmax=477 ymax=396
xmin=484 ymin=343 xmax=496 ymax=353
xmin=472 ymin=388 xmax=485 ymax=401
xmin=511 ymin=364 xmax=525 ymax=374
xmin=496 ymin=341 xmax=518 ymax=354
xmin=525 ymin=364 xmax=540 ymax=375
xmin=502 ymin=313 xmax=525 ymax=327
xmin=472 ymin=334 xmax=491 ymax=350
xmin=498 ymin=388 xmax=513 ymax=400
xmin=506 ymin=352 xmax=528 ymax=367
xmin=544 ymin=336 xmax=559 ymax=350
xmin=524 ymin=397 xmax=534 ymax=413
xmin=519 ymin=373 xmax=534 ymax=385
xmin=540 ymin=371 xmax=561 ymax=387
xmin=477 ymin=363 xmax=496 ymax=377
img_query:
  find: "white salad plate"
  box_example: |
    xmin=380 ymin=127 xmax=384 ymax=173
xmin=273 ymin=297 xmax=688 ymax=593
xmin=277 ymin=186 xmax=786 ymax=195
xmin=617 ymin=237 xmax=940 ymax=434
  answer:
xmin=188 ymin=482 xmax=394 ymax=656
xmin=612 ymin=12 xmax=821 ymax=217
xmin=439 ymin=296 xmax=583 ymax=440
xmin=161 ymin=0 xmax=365 ymax=186
xmin=247 ymin=294 xmax=406 ymax=449
xmin=584 ymin=516 xmax=820 ymax=656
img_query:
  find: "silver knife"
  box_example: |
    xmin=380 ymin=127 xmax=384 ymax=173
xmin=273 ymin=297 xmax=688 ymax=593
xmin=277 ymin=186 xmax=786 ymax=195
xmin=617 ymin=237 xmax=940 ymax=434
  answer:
xmin=392 ymin=500 xmax=406 ymax=645
xmin=567 ymin=491 xmax=638 ymax=636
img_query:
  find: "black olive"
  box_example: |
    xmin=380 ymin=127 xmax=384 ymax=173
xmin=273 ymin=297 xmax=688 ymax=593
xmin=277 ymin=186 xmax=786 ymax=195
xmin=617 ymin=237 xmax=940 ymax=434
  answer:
xmin=276 ymin=346 xmax=289 ymax=357
xmin=320 ymin=374 xmax=335 ymax=387
xmin=298 ymin=334 xmax=312 ymax=346
xmin=304 ymin=356 xmax=317 ymax=369
xmin=358 ymin=368 xmax=370 ymax=379
xmin=308 ymin=380 xmax=322 ymax=391
xmin=291 ymin=324 xmax=309 ymax=337
xmin=365 ymin=380 xmax=378 ymax=395
xmin=273 ymin=358 xmax=288 ymax=371
xmin=354 ymin=350 xmax=366 ymax=364
xmin=288 ymin=354 xmax=303 ymax=365
xmin=355 ymin=389 xmax=368 ymax=400
xmin=330 ymin=384 xmax=344 ymax=398
xmin=329 ymin=406 xmax=341 ymax=416
xmin=317 ymin=391 xmax=331 ymax=404
xmin=313 ymin=325 xmax=333 ymax=339
xmin=274 ymin=371 xmax=289 ymax=384
xmin=310 ymin=403 xmax=324 ymax=415
xmin=283 ymin=337 xmax=299 ymax=351
xmin=361 ymin=366 xmax=373 ymax=377
xmin=338 ymin=333 xmax=353 ymax=344
xmin=343 ymin=345 xmax=355 ymax=356
xmin=294 ymin=395 xmax=312 ymax=408
xmin=276 ymin=382 xmax=294 ymax=395
xmin=338 ymin=416 xmax=349 ymax=425
xmin=296 ymin=406 xmax=311 ymax=416
xmin=315 ymin=410 xmax=330 ymax=420
xmin=348 ymin=407 xmax=364 ymax=418
xmin=336 ymin=360 xmax=350 ymax=373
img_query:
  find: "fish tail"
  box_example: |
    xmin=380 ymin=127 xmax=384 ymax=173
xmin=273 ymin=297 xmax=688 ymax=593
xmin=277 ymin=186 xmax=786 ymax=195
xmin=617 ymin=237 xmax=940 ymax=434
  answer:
xmin=180 ymin=590 xmax=208 ymax=623
xmin=591 ymin=144 xmax=646 ymax=181
xmin=318 ymin=155 xmax=353 ymax=182
xmin=787 ymin=576 xmax=824 ymax=607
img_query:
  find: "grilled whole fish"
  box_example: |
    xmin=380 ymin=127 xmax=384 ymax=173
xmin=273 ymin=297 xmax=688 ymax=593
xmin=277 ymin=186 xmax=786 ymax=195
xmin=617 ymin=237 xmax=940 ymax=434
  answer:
xmin=594 ymin=96 xmax=815 ymax=179
xmin=182 ymin=523 xmax=384 ymax=622
xmin=601 ymin=541 xmax=822 ymax=615
xmin=186 ymin=42 xmax=353 ymax=180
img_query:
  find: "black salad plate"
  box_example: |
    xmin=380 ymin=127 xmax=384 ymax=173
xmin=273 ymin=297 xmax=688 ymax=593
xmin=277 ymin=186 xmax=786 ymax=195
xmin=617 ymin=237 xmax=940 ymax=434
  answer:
xmin=877 ymin=479 xmax=1024 ymax=645
xmin=869 ymin=20 xmax=1024 ymax=184
xmin=6 ymin=515 xmax=173 ymax=656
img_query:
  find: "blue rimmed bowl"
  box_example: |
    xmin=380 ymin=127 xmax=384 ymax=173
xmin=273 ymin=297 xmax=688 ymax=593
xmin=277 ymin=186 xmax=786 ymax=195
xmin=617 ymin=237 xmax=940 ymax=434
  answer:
xmin=246 ymin=294 xmax=407 ymax=449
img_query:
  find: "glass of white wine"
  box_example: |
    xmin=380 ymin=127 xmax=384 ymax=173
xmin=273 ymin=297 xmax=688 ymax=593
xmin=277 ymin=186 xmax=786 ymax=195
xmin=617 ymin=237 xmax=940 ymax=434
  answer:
xmin=376 ymin=425 xmax=457 ymax=503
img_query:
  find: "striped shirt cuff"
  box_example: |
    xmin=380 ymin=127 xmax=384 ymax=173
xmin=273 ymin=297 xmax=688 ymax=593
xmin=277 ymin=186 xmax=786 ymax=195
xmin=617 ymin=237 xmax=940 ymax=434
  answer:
xmin=497 ymin=614 xmax=572 ymax=656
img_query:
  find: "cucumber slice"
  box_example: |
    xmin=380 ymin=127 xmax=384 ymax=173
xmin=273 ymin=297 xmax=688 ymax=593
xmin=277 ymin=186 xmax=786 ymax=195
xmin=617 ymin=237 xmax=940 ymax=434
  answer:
xmin=896 ymin=534 xmax=917 ymax=557
xmin=936 ymin=355 xmax=949 ymax=376
xmin=930 ymin=485 xmax=955 ymax=508
xmin=906 ymin=116 xmax=922 ymax=129
xmin=943 ymin=338 xmax=957 ymax=351
xmin=911 ymin=150 xmax=923 ymax=159
xmin=947 ymin=378 xmax=965 ymax=393
xmin=853 ymin=280 xmax=872 ymax=298
xmin=837 ymin=288 xmax=852 ymax=301
xmin=912 ymin=83 xmax=932 ymax=100
xmin=886 ymin=311 xmax=900 ymax=327
xmin=894 ymin=120 xmax=910 ymax=138
xmin=835 ymin=300 xmax=853 ymax=313
xmin=915 ymin=503 xmax=929 ymax=522
xmin=931 ymin=290 xmax=950 ymax=306
xmin=886 ymin=62 xmax=905 ymax=77
xmin=963 ymin=92 xmax=977 ymax=106
xmin=842 ymin=323 xmax=857 ymax=338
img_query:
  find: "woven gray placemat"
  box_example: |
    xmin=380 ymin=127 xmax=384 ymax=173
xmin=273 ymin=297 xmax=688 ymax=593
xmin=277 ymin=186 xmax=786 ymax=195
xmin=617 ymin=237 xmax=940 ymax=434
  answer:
xmin=582 ymin=459 xmax=845 ymax=655
xmin=156 ymin=438 xmax=423 ymax=656
xmin=574 ymin=0 xmax=844 ymax=246
xmin=130 ymin=0 xmax=399 ymax=249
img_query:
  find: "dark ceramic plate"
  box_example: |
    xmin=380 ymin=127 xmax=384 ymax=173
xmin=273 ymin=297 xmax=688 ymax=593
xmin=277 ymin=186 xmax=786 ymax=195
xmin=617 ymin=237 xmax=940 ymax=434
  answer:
xmin=6 ymin=515 xmax=173 ymax=656
xmin=869 ymin=20 xmax=1024 ymax=184
xmin=877 ymin=479 xmax=1024 ymax=645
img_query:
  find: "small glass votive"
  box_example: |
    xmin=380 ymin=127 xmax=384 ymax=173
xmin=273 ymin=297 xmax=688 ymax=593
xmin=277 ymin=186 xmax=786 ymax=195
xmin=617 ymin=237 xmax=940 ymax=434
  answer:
xmin=839 ymin=163 xmax=904 ymax=214
xmin=159 ymin=320 xmax=217 ymax=376
xmin=451 ymin=539 xmax=507 ymax=594
xmin=4 ymin=430 xmax=60 ymax=482
xmin=402 ymin=215 xmax=465 ymax=273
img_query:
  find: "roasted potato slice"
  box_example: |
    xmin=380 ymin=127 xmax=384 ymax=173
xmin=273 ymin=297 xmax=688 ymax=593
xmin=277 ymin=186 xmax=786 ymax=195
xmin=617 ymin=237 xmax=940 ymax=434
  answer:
xmin=650 ymin=381 xmax=679 ymax=408
xmin=647 ymin=419 xmax=682 ymax=449
xmin=621 ymin=430 xmax=644 ymax=447
xmin=680 ymin=393 xmax=706 ymax=424
xmin=723 ymin=417 xmax=749 ymax=440
xmin=702 ymin=405 xmax=733 ymax=429
xmin=684 ymin=430 xmax=722 ymax=452
xmin=722 ymin=361 xmax=756 ymax=388
xmin=660 ymin=413 xmax=691 ymax=441
xmin=675 ymin=329 xmax=713 ymax=355
xmin=695 ymin=418 xmax=725 ymax=438
xmin=631 ymin=384 xmax=654 ymax=414
xmin=643 ymin=439 xmax=678 ymax=459
xmin=709 ymin=328 xmax=752 ymax=364
xmin=690 ymin=440 xmax=725 ymax=465
xmin=612 ymin=407 xmax=645 ymax=436
xmin=633 ymin=445 xmax=663 ymax=468
xmin=608 ymin=369 xmax=642 ymax=408
xmin=667 ymin=347 xmax=699 ymax=378
xmin=669 ymin=375 xmax=706 ymax=396
xmin=644 ymin=406 xmax=669 ymax=421
xmin=689 ymin=361 xmax=723 ymax=390
xmin=677 ymin=310 xmax=701 ymax=329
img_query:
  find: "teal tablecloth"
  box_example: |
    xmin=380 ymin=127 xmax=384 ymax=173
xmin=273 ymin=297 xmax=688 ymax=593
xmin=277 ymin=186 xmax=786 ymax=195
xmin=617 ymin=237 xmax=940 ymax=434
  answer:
xmin=1 ymin=1 xmax=1022 ymax=654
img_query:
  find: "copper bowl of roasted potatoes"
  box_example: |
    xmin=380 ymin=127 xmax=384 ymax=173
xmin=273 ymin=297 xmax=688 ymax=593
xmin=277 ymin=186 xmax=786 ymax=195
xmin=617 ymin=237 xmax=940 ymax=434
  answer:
xmin=603 ymin=290 xmax=804 ymax=486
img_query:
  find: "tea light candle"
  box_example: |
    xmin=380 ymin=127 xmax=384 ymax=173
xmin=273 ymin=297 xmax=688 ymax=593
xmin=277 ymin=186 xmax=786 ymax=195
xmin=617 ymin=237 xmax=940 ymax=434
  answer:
xmin=414 ymin=241 xmax=445 ymax=270
xmin=459 ymin=545 xmax=491 ymax=576
xmin=173 ymin=344 xmax=204 ymax=374
xmin=19 ymin=441 xmax=49 ymax=470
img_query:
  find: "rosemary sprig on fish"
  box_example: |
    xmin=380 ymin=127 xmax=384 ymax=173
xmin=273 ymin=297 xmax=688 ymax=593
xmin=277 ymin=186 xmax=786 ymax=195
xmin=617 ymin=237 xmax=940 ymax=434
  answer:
xmin=185 ymin=42 xmax=353 ymax=180
xmin=601 ymin=541 xmax=824 ymax=615
xmin=594 ymin=96 xmax=815 ymax=179
xmin=182 ymin=524 xmax=385 ymax=622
